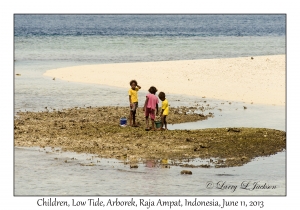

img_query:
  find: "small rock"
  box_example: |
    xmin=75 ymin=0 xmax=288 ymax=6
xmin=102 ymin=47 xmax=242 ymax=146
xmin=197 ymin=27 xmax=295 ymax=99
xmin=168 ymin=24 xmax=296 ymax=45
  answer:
xmin=227 ymin=128 xmax=240 ymax=132
xmin=181 ymin=170 xmax=192 ymax=175
xmin=241 ymin=156 xmax=248 ymax=161
xmin=217 ymin=159 xmax=224 ymax=164
xmin=80 ymin=163 xmax=95 ymax=166
xmin=194 ymin=147 xmax=200 ymax=151
xmin=200 ymin=143 xmax=209 ymax=148
xmin=130 ymin=164 xmax=138 ymax=168
xmin=215 ymin=164 xmax=227 ymax=168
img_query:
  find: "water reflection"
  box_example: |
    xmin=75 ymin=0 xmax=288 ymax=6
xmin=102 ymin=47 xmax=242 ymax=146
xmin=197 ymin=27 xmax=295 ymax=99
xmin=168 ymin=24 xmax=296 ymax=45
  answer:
xmin=14 ymin=147 xmax=285 ymax=195
xmin=145 ymin=160 xmax=156 ymax=168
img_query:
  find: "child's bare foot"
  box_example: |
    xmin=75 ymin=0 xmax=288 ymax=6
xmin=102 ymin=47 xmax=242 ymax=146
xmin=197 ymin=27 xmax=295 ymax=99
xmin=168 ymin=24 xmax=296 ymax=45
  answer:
xmin=132 ymin=124 xmax=139 ymax=127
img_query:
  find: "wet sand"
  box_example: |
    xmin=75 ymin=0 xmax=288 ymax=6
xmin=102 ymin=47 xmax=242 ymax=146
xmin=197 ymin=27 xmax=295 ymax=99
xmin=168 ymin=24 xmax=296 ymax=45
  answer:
xmin=14 ymin=106 xmax=286 ymax=167
xmin=44 ymin=55 xmax=285 ymax=105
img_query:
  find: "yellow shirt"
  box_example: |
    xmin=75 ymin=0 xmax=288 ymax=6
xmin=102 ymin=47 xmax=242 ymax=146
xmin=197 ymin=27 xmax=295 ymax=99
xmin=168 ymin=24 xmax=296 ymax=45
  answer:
xmin=161 ymin=99 xmax=169 ymax=115
xmin=128 ymin=87 xmax=139 ymax=103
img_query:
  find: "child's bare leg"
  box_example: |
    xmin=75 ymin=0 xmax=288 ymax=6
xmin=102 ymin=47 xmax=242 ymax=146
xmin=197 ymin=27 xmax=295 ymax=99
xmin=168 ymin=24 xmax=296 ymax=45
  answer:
xmin=161 ymin=115 xmax=166 ymax=130
xmin=132 ymin=103 xmax=137 ymax=126
xmin=145 ymin=116 xmax=149 ymax=129
xmin=132 ymin=110 xmax=136 ymax=126
xmin=150 ymin=110 xmax=156 ymax=130
xmin=158 ymin=116 xmax=164 ymax=130
xmin=164 ymin=116 xmax=168 ymax=130
xmin=129 ymin=111 xmax=133 ymax=126
xmin=151 ymin=119 xmax=155 ymax=130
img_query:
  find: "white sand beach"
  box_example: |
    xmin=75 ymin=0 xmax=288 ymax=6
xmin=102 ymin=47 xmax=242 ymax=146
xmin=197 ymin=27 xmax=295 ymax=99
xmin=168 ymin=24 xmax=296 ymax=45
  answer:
xmin=44 ymin=55 xmax=285 ymax=106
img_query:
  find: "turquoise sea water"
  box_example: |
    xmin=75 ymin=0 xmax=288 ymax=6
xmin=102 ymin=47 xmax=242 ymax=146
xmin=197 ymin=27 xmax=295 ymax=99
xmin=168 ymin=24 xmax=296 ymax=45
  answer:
xmin=14 ymin=15 xmax=286 ymax=196
xmin=14 ymin=14 xmax=285 ymax=112
xmin=15 ymin=35 xmax=284 ymax=63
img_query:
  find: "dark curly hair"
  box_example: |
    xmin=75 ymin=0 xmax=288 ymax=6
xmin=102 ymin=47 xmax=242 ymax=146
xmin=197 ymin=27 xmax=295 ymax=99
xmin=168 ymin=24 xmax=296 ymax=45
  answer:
xmin=129 ymin=80 xmax=137 ymax=86
xmin=158 ymin=92 xmax=165 ymax=100
xmin=148 ymin=86 xmax=157 ymax=94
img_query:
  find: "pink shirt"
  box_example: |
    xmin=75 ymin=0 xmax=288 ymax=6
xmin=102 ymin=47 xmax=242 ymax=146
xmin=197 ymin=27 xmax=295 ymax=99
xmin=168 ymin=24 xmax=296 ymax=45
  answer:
xmin=146 ymin=93 xmax=159 ymax=110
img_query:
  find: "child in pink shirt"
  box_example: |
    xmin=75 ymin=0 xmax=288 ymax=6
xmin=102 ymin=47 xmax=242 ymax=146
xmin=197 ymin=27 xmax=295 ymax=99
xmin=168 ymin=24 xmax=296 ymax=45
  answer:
xmin=143 ymin=86 xmax=159 ymax=131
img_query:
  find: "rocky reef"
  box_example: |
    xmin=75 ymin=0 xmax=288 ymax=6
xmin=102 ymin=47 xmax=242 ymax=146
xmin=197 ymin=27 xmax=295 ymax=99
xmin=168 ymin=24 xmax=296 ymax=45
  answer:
xmin=14 ymin=106 xmax=286 ymax=167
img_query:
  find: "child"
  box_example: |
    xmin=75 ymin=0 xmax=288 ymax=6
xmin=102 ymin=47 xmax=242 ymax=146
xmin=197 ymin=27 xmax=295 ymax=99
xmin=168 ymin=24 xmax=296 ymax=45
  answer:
xmin=128 ymin=80 xmax=141 ymax=127
xmin=143 ymin=86 xmax=159 ymax=131
xmin=158 ymin=92 xmax=169 ymax=130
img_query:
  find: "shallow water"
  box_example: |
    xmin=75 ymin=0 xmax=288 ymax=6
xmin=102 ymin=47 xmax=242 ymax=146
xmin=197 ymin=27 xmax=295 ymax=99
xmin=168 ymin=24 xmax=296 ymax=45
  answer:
xmin=14 ymin=60 xmax=285 ymax=131
xmin=14 ymin=60 xmax=286 ymax=196
xmin=14 ymin=147 xmax=285 ymax=196
xmin=169 ymin=101 xmax=285 ymax=131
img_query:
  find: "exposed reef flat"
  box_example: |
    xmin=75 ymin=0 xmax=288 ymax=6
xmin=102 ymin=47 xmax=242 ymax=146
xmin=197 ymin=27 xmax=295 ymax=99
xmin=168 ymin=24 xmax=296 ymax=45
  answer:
xmin=14 ymin=106 xmax=286 ymax=167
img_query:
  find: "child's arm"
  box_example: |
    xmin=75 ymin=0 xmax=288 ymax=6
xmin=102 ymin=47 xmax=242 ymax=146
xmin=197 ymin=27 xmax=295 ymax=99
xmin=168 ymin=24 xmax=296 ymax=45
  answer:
xmin=156 ymin=103 xmax=159 ymax=116
xmin=143 ymin=97 xmax=148 ymax=111
xmin=129 ymin=96 xmax=132 ymax=107
xmin=137 ymin=85 xmax=141 ymax=89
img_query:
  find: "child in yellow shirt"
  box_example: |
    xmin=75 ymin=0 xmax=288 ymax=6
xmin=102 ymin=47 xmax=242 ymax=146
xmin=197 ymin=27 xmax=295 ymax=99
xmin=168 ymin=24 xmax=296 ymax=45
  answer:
xmin=128 ymin=80 xmax=141 ymax=127
xmin=158 ymin=92 xmax=169 ymax=130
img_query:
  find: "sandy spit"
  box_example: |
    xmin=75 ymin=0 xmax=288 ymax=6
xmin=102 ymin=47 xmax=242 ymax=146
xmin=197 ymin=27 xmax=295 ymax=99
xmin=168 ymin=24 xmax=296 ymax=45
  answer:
xmin=44 ymin=55 xmax=285 ymax=106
